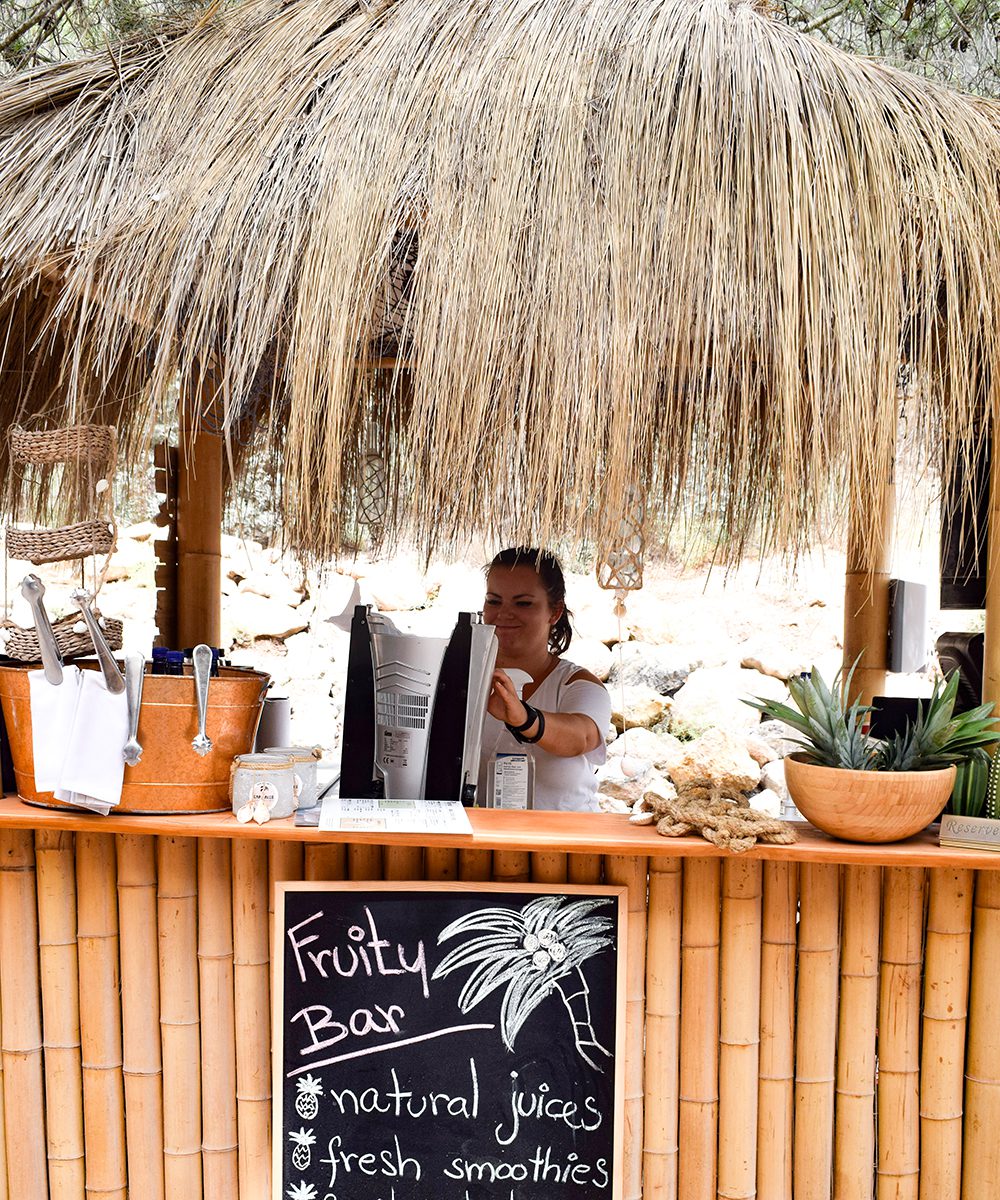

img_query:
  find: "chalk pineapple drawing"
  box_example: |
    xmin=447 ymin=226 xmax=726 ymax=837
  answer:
xmin=294 ymin=1074 xmax=323 ymax=1119
xmin=289 ymin=1128 xmax=316 ymax=1170
xmin=286 ymin=1181 xmax=317 ymax=1200
xmin=433 ymin=896 xmax=614 ymax=1070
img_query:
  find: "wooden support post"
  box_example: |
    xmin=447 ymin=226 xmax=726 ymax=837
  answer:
xmin=983 ymin=420 xmax=1000 ymax=708
xmin=176 ymin=413 xmax=223 ymax=650
xmin=843 ymin=461 xmax=895 ymax=705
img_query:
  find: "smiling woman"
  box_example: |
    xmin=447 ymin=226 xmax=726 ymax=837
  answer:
xmin=478 ymin=548 xmax=612 ymax=812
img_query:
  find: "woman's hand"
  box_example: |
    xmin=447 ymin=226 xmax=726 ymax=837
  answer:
xmin=488 ymin=668 xmax=603 ymax=756
xmin=487 ymin=668 xmax=532 ymax=728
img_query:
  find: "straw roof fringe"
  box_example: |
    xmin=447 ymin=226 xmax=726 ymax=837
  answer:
xmin=1 ymin=0 xmax=1000 ymax=565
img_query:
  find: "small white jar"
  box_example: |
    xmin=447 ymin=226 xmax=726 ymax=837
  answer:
xmin=265 ymin=745 xmax=323 ymax=810
xmin=230 ymin=753 xmax=296 ymax=823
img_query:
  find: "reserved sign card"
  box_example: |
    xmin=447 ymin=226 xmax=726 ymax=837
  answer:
xmin=273 ymin=883 xmax=626 ymax=1199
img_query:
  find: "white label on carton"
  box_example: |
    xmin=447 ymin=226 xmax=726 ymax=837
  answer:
xmin=494 ymin=753 xmax=529 ymax=810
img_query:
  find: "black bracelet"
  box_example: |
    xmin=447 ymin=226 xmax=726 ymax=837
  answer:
xmin=506 ymin=703 xmax=538 ymax=734
xmin=510 ymin=708 xmax=546 ymax=745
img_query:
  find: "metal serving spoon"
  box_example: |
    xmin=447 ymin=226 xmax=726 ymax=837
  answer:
xmin=70 ymin=589 xmax=125 ymax=695
xmin=19 ymin=574 xmax=63 ymax=686
xmin=191 ymin=643 xmax=213 ymax=757
xmin=123 ymin=653 xmax=145 ymax=766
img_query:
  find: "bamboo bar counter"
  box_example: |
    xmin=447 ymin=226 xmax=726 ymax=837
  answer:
xmin=1 ymin=798 xmax=998 ymax=1199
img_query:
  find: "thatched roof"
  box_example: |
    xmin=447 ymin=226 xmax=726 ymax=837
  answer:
xmin=1 ymin=0 xmax=999 ymax=564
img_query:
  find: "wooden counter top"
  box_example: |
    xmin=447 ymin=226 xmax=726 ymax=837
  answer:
xmin=1 ymin=795 xmax=998 ymax=868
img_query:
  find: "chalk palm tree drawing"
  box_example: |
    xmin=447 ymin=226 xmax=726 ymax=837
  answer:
xmin=433 ymin=896 xmax=615 ymax=1070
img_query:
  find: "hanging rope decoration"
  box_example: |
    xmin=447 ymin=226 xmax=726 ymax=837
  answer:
xmin=597 ymin=485 xmax=648 ymax=778
xmin=359 ymin=450 xmax=388 ymax=548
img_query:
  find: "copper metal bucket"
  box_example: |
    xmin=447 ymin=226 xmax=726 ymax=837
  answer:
xmin=0 ymin=662 xmax=269 ymax=814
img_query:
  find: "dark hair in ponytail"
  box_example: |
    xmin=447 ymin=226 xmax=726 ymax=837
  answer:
xmin=487 ymin=547 xmax=573 ymax=656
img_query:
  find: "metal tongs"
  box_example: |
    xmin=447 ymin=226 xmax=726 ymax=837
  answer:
xmin=19 ymin=574 xmax=63 ymax=685
xmin=70 ymin=589 xmax=125 ymax=695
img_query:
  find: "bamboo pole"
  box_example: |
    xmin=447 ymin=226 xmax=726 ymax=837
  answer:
xmin=679 ymin=858 xmax=720 ymax=1200
xmin=605 ymin=855 xmax=647 ymax=1200
xmin=757 ymin=861 xmax=797 ymax=1200
xmin=921 ymin=868 xmax=973 ymax=1200
xmin=36 ymin=830 xmax=85 ymax=1200
xmin=457 ymin=849 xmax=492 ymax=882
xmin=794 ymin=863 xmax=840 ymax=1200
xmin=834 ymin=865 xmax=881 ymax=1200
xmin=643 ymin=858 xmax=681 ymax=1200
xmin=491 ymin=850 xmax=530 ymax=884
xmin=982 ymin=415 xmax=1000 ymax=708
xmin=718 ymin=859 xmax=762 ymax=1200
xmin=568 ymin=854 xmax=603 ymax=885
xmin=385 ymin=846 xmax=424 ymax=880
xmin=423 ymin=847 xmax=458 ymax=881
xmin=843 ymin=462 xmax=894 ymax=704
xmin=116 ymin=835 xmax=165 ymax=1200
xmin=0 ymin=831 xmax=47 ymax=1198
xmin=158 ymin=836 xmax=202 ymax=1199
xmin=198 ymin=839 xmax=238 ymax=1198
xmin=268 ymin=842 xmax=304 ymax=967
xmin=530 ymin=851 xmax=568 ymax=884
xmin=304 ymin=843 xmax=347 ymax=881
xmin=76 ymin=833 xmax=127 ymax=1200
xmin=232 ymin=841 xmax=271 ymax=1200
xmin=348 ymin=843 xmax=383 ymax=881
xmin=962 ymin=870 xmax=1000 ymax=1200
xmin=878 ymin=867 xmax=925 ymax=1200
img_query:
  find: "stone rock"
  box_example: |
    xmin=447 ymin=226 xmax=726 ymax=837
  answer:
xmin=102 ymin=534 xmax=153 ymax=584
xmin=360 ymin=559 xmax=434 ymax=612
xmin=745 ymin=733 xmax=779 ymax=766
xmin=571 ymin=638 xmax=614 ymax=682
xmin=122 ymin=521 xmax=158 ymax=543
xmin=223 ymin=592 xmax=309 ymax=647
xmin=761 ymin=758 xmax=789 ymax=803
xmin=572 ymin=603 xmax=624 ymax=646
xmin=238 ymin=568 xmax=305 ymax=610
xmin=610 ymin=686 xmax=670 ymax=732
xmin=607 ymin=727 xmax=685 ymax=773
xmin=741 ymin=652 xmax=807 ymax=684
xmin=670 ymin=667 xmax=788 ymax=738
xmin=669 ymin=727 xmax=762 ymax=795
xmin=608 ymin=640 xmax=698 ymax=695
xmin=597 ymin=769 xmax=671 ymax=808
xmin=748 ymin=788 xmax=782 ymax=818
xmin=756 ymin=720 xmax=801 ymax=759
xmin=598 ymin=794 xmax=633 ymax=814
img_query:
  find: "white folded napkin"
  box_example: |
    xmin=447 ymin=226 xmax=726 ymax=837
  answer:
xmin=53 ymin=671 xmax=128 ymax=811
xmin=28 ymin=666 xmax=82 ymax=791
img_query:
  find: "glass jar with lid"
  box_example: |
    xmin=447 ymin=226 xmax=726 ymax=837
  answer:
xmin=264 ymin=745 xmax=323 ymax=810
xmin=230 ymin=753 xmax=296 ymax=822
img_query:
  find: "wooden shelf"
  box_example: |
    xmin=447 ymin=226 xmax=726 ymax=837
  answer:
xmin=0 ymin=796 xmax=997 ymax=868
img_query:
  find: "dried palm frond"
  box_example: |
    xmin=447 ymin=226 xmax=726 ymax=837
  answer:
xmin=0 ymin=0 xmax=999 ymax=565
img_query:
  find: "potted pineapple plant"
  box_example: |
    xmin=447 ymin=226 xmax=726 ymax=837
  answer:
xmin=746 ymin=665 xmax=1000 ymax=843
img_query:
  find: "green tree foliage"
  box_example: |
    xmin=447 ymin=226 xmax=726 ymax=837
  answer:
xmin=778 ymin=0 xmax=1000 ymax=94
xmin=0 ymin=0 xmax=217 ymax=75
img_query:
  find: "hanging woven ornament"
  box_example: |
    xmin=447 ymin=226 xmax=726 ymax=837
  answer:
xmin=359 ymin=449 xmax=388 ymax=548
xmin=597 ymin=484 xmax=646 ymax=615
xmin=597 ymin=485 xmax=648 ymax=778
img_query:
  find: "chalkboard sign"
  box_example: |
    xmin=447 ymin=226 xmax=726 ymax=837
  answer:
xmin=273 ymin=882 xmax=626 ymax=1200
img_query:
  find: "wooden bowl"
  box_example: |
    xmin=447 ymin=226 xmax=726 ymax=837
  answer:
xmin=784 ymin=753 xmax=955 ymax=843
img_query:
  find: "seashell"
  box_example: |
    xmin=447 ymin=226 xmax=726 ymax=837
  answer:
xmin=620 ymin=755 xmax=647 ymax=779
xmin=95 ymin=479 xmax=110 ymax=495
xmin=252 ymin=800 xmax=271 ymax=825
xmin=235 ymin=803 xmax=254 ymax=824
xmin=629 ymin=811 xmax=656 ymax=825
xmin=73 ymin=621 xmax=87 ymax=635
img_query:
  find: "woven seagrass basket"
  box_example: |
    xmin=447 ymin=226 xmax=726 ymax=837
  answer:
xmin=9 ymin=424 xmax=116 ymax=468
xmin=3 ymin=613 xmax=124 ymax=662
xmin=6 ymin=520 xmax=115 ymax=566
